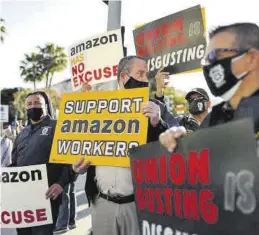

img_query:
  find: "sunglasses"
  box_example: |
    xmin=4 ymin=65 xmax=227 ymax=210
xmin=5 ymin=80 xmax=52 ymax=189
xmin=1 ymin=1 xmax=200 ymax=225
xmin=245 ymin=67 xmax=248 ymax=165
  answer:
xmin=201 ymin=48 xmax=249 ymax=65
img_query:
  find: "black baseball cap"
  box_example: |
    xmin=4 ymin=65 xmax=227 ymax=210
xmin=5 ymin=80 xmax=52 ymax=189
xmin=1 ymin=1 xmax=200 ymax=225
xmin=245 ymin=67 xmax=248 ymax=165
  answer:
xmin=185 ymin=88 xmax=210 ymax=101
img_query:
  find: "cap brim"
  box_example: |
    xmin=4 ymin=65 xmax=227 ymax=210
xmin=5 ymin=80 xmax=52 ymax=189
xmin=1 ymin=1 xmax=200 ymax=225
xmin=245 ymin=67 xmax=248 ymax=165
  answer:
xmin=185 ymin=91 xmax=209 ymax=101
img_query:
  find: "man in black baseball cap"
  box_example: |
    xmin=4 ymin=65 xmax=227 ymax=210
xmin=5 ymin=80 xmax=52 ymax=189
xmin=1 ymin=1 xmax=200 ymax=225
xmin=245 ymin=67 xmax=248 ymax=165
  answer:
xmin=177 ymin=88 xmax=211 ymax=132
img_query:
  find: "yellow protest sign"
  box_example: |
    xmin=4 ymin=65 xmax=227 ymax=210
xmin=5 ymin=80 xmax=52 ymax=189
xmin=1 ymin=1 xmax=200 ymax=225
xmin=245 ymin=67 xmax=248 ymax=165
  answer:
xmin=49 ymin=88 xmax=149 ymax=167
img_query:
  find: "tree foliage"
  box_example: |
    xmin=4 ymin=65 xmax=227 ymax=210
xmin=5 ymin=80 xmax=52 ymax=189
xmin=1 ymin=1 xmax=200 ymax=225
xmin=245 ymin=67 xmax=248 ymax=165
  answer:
xmin=0 ymin=18 xmax=6 ymax=43
xmin=37 ymin=43 xmax=68 ymax=88
xmin=20 ymin=43 xmax=68 ymax=89
xmin=20 ymin=53 xmax=45 ymax=90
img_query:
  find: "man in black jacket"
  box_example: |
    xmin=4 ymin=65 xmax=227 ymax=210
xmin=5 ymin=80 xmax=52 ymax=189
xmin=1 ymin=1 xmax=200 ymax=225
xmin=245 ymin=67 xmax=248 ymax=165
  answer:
xmin=73 ymin=56 xmax=179 ymax=235
xmin=159 ymin=23 xmax=259 ymax=155
xmin=11 ymin=91 xmax=75 ymax=235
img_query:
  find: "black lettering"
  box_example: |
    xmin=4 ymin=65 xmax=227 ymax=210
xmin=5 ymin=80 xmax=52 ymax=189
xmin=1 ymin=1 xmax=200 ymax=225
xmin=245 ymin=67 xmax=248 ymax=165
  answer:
xmin=72 ymin=120 xmax=88 ymax=133
xmin=93 ymin=38 xmax=100 ymax=47
xmin=10 ymin=172 xmax=19 ymax=182
xmin=1 ymin=172 xmax=9 ymax=183
xmin=70 ymin=33 xmax=118 ymax=56
xmin=19 ymin=171 xmax=30 ymax=182
xmin=90 ymin=120 xmax=101 ymax=133
xmin=102 ymin=120 xmax=112 ymax=133
xmin=114 ymin=120 xmax=125 ymax=133
xmin=31 ymin=170 xmax=42 ymax=181
xmin=1 ymin=170 xmax=43 ymax=183
xmin=85 ymin=40 xmax=92 ymax=49
xmin=128 ymin=119 xmax=140 ymax=133
xmin=100 ymin=36 xmax=108 ymax=44
xmin=61 ymin=120 xmax=71 ymax=133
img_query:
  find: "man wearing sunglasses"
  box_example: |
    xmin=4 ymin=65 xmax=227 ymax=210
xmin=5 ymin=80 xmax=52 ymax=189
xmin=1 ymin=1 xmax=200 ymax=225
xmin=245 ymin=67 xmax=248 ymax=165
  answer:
xmin=159 ymin=23 xmax=259 ymax=154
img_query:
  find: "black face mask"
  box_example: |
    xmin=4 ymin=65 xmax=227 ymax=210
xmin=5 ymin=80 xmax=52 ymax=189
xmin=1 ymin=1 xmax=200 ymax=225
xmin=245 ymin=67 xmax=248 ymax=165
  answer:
xmin=203 ymin=53 xmax=249 ymax=98
xmin=124 ymin=76 xmax=149 ymax=89
xmin=189 ymin=98 xmax=207 ymax=115
xmin=27 ymin=108 xmax=43 ymax=122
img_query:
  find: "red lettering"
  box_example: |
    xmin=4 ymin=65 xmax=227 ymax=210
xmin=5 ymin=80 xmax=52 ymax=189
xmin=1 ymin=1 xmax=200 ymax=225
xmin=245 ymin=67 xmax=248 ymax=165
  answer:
xmin=173 ymin=189 xmax=182 ymax=217
xmin=169 ymin=153 xmax=185 ymax=185
xmin=136 ymin=187 xmax=145 ymax=210
xmin=163 ymin=188 xmax=173 ymax=216
xmin=183 ymin=190 xmax=199 ymax=220
xmin=161 ymin=22 xmax=171 ymax=36
xmin=145 ymin=158 xmax=158 ymax=184
xmin=146 ymin=28 xmax=155 ymax=41
xmin=24 ymin=210 xmax=35 ymax=223
xmin=136 ymin=32 xmax=145 ymax=46
xmin=144 ymin=188 xmax=155 ymax=213
xmin=72 ymin=63 xmax=84 ymax=76
xmin=93 ymin=69 xmax=102 ymax=80
xmin=1 ymin=211 xmax=10 ymax=224
xmin=188 ymin=149 xmax=210 ymax=185
xmin=112 ymin=65 xmax=118 ymax=76
xmin=103 ymin=66 xmax=112 ymax=78
xmin=73 ymin=77 xmax=79 ymax=88
xmin=136 ymin=46 xmax=145 ymax=57
xmin=159 ymin=155 xmax=167 ymax=184
xmin=84 ymin=71 xmax=92 ymax=82
xmin=72 ymin=66 xmax=77 ymax=76
xmin=36 ymin=208 xmax=47 ymax=222
xmin=133 ymin=160 xmax=143 ymax=184
xmin=172 ymin=18 xmax=184 ymax=32
xmin=79 ymin=73 xmax=85 ymax=84
xmin=200 ymin=190 xmax=218 ymax=224
xmin=12 ymin=211 xmax=22 ymax=224
xmin=155 ymin=188 xmax=164 ymax=214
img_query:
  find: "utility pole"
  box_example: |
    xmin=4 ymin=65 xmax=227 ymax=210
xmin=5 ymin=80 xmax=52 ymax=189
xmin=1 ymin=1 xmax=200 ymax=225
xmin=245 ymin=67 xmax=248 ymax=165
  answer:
xmin=95 ymin=0 xmax=122 ymax=91
xmin=107 ymin=0 xmax=121 ymax=31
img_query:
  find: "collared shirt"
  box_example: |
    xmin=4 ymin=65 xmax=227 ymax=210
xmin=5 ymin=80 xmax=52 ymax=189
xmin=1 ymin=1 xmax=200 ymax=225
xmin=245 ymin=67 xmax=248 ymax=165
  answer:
xmin=96 ymin=166 xmax=133 ymax=196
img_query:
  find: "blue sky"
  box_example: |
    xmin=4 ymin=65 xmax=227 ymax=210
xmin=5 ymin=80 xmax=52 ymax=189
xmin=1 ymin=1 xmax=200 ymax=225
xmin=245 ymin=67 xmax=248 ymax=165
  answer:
xmin=1 ymin=0 xmax=258 ymax=104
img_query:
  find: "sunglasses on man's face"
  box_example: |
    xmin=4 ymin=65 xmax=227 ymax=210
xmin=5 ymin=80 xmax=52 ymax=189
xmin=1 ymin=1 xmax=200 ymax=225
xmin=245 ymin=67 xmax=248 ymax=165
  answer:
xmin=201 ymin=48 xmax=248 ymax=65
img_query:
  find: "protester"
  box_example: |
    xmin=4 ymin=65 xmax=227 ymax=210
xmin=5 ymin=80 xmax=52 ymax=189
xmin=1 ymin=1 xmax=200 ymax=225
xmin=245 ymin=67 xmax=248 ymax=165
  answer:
xmin=153 ymin=67 xmax=210 ymax=132
xmin=1 ymin=123 xmax=13 ymax=167
xmin=177 ymin=88 xmax=210 ymax=132
xmin=72 ymin=55 xmax=179 ymax=235
xmin=159 ymin=22 xmax=259 ymax=153
xmin=54 ymin=182 xmax=77 ymax=234
xmin=10 ymin=91 xmax=76 ymax=235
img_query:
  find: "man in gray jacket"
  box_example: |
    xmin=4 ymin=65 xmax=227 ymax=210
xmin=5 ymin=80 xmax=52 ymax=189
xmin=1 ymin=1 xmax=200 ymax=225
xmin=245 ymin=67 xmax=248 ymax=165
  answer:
xmin=11 ymin=91 xmax=75 ymax=235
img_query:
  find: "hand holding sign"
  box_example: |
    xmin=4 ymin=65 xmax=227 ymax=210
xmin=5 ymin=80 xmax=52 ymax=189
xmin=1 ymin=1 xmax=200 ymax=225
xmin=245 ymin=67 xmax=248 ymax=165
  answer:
xmin=72 ymin=158 xmax=91 ymax=174
xmin=45 ymin=183 xmax=63 ymax=200
xmin=155 ymin=67 xmax=169 ymax=97
xmin=142 ymin=101 xmax=161 ymax=127
xmin=159 ymin=126 xmax=186 ymax=152
xmin=81 ymin=82 xmax=92 ymax=92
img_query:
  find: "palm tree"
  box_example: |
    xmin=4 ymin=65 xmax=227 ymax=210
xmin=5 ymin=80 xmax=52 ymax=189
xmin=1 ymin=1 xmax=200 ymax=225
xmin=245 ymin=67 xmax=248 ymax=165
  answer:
xmin=0 ymin=18 xmax=6 ymax=43
xmin=37 ymin=43 xmax=67 ymax=88
xmin=20 ymin=53 xmax=44 ymax=90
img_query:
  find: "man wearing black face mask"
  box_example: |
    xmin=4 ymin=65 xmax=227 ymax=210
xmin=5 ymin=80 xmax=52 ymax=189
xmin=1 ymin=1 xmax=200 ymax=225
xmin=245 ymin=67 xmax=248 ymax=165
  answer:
xmin=11 ymin=91 xmax=75 ymax=235
xmin=159 ymin=23 xmax=259 ymax=162
xmin=177 ymin=88 xmax=210 ymax=132
xmin=72 ymin=56 xmax=179 ymax=235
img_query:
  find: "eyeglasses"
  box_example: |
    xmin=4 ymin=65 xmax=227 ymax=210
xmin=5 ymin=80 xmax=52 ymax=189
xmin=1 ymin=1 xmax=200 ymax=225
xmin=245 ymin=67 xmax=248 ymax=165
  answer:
xmin=201 ymin=48 xmax=248 ymax=65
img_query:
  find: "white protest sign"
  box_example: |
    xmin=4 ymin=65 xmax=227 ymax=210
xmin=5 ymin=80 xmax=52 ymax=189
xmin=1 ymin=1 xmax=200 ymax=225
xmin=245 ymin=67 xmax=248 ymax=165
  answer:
xmin=0 ymin=164 xmax=53 ymax=228
xmin=69 ymin=28 xmax=124 ymax=91
xmin=0 ymin=105 xmax=9 ymax=122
